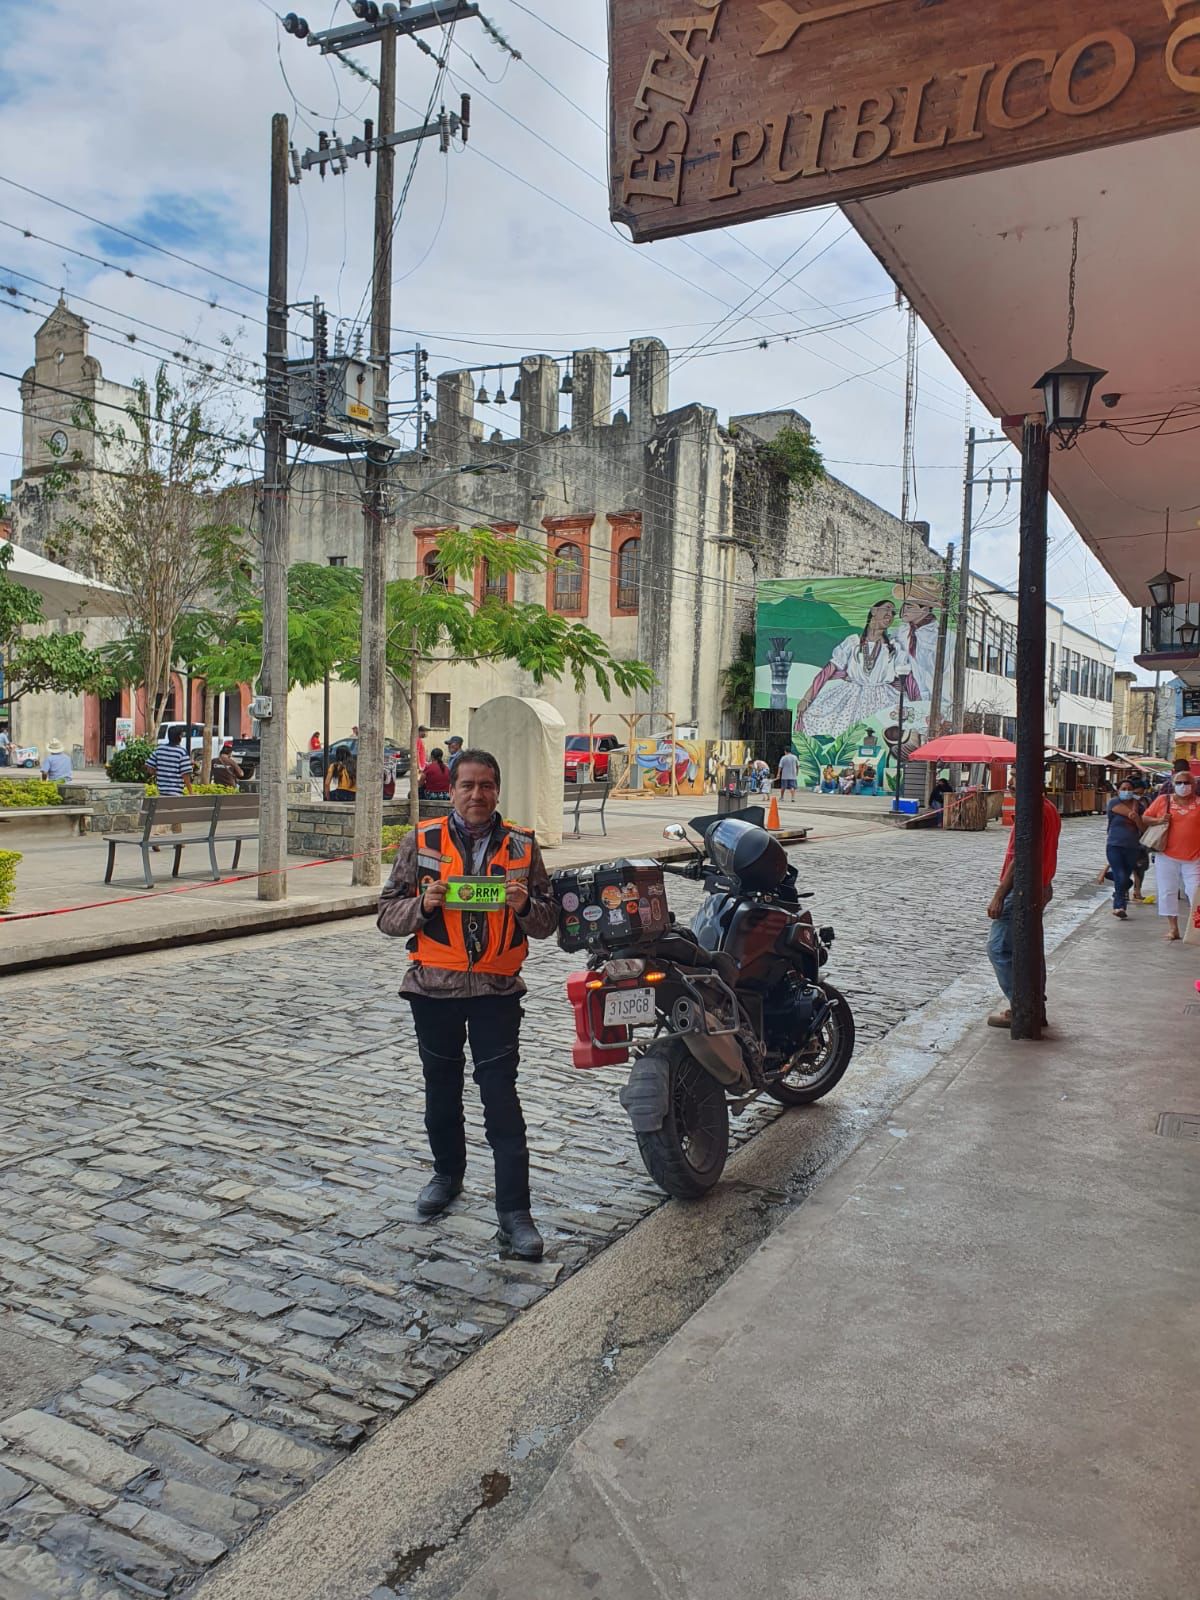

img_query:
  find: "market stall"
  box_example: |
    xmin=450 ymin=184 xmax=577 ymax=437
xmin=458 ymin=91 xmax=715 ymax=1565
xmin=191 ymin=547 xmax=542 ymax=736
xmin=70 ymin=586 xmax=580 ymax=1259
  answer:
xmin=1043 ymin=750 xmax=1111 ymax=816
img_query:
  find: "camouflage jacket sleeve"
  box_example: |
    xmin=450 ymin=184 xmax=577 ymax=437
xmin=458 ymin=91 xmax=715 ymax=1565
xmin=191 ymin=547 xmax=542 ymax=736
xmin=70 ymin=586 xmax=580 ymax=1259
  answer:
xmin=376 ymin=828 xmax=429 ymax=939
xmin=517 ymin=834 xmax=560 ymax=942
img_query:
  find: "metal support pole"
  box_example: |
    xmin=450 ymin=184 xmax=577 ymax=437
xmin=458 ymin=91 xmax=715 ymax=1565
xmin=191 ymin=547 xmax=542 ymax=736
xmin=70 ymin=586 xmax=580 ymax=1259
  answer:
xmin=950 ymin=426 xmax=976 ymax=736
xmin=928 ymin=539 xmax=954 ymax=737
xmin=259 ymin=111 xmax=291 ymax=902
xmin=352 ymin=22 xmax=396 ymax=889
xmin=1010 ymin=416 xmax=1050 ymax=1041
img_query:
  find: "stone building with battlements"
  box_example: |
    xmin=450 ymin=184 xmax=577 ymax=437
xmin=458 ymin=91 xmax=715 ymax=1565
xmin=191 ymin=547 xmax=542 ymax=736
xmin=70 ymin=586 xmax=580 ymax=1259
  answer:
xmin=6 ymin=306 xmax=935 ymax=764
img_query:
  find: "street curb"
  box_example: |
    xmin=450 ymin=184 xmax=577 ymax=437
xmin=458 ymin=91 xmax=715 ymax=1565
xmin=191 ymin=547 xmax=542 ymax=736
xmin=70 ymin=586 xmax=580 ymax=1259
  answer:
xmin=0 ymin=831 xmax=814 ymax=977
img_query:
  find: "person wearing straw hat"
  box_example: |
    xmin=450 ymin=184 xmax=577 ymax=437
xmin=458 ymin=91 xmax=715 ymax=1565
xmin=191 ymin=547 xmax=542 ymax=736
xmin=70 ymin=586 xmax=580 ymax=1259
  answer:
xmin=41 ymin=738 xmax=73 ymax=783
xmin=893 ymin=579 xmax=942 ymax=703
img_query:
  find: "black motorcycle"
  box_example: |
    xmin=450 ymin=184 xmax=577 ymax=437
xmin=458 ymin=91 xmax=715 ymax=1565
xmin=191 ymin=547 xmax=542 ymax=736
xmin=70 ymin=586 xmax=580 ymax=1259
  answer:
xmin=554 ymin=810 xmax=855 ymax=1200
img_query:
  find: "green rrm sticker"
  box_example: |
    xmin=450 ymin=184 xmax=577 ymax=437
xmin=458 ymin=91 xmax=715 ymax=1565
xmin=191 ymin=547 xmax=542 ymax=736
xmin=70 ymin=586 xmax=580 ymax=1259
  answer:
xmin=445 ymin=877 xmax=507 ymax=910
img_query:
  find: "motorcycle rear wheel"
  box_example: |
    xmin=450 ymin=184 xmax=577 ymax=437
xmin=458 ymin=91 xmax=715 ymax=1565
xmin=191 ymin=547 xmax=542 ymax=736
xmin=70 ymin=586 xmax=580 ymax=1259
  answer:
xmin=767 ymin=983 xmax=855 ymax=1106
xmin=636 ymin=1041 xmax=730 ymax=1199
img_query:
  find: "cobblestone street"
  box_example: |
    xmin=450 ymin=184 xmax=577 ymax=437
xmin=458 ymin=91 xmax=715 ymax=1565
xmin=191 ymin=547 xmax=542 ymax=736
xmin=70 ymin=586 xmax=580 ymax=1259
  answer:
xmin=0 ymin=819 xmax=1106 ymax=1598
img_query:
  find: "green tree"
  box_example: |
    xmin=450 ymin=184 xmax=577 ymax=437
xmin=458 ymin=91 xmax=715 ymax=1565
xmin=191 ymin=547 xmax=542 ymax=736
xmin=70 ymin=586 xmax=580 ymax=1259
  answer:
xmin=760 ymin=427 xmax=825 ymax=498
xmin=350 ymin=526 xmax=655 ymax=825
xmin=49 ymin=364 xmax=252 ymax=731
xmin=0 ymin=542 xmax=114 ymax=715
xmin=721 ymin=630 xmax=757 ymax=724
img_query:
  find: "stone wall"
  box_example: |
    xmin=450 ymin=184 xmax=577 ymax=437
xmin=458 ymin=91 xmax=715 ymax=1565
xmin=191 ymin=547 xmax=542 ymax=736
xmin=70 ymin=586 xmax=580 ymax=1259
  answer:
xmin=288 ymin=798 xmax=451 ymax=859
xmin=61 ymin=782 xmax=146 ymax=834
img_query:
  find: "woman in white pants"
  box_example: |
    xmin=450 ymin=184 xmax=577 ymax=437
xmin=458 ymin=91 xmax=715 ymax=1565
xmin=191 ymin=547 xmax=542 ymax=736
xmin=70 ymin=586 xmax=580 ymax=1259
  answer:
xmin=1141 ymin=768 xmax=1200 ymax=942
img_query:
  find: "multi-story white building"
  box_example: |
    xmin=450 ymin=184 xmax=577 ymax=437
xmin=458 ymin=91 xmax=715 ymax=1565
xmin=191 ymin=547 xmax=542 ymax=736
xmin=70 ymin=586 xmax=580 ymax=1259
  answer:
xmin=960 ymin=574 xmax=1115 ymax=755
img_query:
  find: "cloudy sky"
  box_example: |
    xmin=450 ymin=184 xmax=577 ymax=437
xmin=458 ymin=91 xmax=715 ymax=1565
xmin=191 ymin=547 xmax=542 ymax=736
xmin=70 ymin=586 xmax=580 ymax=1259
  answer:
xmin=0 ymin=0 xmax=1145 ymax=671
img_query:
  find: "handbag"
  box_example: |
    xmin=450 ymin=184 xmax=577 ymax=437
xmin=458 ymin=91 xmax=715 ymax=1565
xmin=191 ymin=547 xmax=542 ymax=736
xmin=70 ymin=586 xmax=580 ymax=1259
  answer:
xmin=1141 ymin=797 xmax=1170 ymax=854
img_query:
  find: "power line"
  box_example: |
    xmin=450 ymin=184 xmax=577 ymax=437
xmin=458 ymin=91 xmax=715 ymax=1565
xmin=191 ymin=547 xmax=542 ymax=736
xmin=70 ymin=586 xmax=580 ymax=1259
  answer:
xmin=0 ymin=172 xmax=264 ymax=303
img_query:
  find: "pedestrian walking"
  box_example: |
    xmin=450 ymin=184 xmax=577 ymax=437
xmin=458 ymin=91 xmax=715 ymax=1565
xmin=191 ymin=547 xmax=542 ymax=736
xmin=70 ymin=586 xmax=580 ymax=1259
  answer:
xmin=146 ymin=726 xmax=193 ymax=796
xmin=40 ymin=737 xmax=73 ymax=782
xmin=377 ymin=748 xmax=558 ymax=1260
xmin=776 ymin=747 xmax=800 ymax=802
xmin=1104 ymin=778 xmax=1145 ymax=919
xmin=986 ymin=789 xmax=1061 ymax=1029
xmin=446 ymin=735 xmax=464 ymax=778
xmin=415 ymin=725 xmax=428 ymax=771
xmin=1141 ymin=767 xmax=1200 ymax=942
xmin=0 ymin=723 xmax=11 ymax=767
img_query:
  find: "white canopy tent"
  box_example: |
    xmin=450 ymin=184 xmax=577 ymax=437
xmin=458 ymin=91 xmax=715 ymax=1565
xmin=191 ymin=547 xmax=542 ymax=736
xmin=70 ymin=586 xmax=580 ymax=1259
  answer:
xmin=1 ymin=539 xmax=126 ymax=620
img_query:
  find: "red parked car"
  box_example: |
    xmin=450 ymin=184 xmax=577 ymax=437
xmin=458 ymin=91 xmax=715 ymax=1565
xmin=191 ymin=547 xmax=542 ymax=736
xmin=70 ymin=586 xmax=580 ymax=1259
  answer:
xmin=564 ymin=734 xmax=622 ymax=781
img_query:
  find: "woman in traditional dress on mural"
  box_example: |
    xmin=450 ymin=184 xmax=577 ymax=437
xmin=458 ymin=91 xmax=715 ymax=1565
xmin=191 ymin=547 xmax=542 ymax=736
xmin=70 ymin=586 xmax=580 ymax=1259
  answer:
xmin=793 ymin=600 xmax=919 ymax=736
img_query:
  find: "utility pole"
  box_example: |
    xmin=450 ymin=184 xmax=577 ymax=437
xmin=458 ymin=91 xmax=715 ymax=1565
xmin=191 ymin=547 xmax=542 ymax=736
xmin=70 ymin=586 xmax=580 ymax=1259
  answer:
xmin=280 ymin=0 xmax=481 ymax=889
xmin=259 ymin=111 xmax=291 ymax=903
xmin=353 ymin=21 xmax=397 ymax=890
xmin=1010 ymin=415 xmax=1050 ymax=1043
xmin=950 ymin=426 xmax=976 ymax=736
xmin=928 ymin=539 xmax=955 ymax=738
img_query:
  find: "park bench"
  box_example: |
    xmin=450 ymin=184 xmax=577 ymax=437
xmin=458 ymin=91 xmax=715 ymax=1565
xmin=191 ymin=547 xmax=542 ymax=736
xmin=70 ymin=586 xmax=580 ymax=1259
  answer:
xmin=103 ymin=794 xmax=260 ymax=889
xmin=563 ymin=778 xmax=609 ymax=838
xmin=0 ymin=805 xmax=94 ymax=838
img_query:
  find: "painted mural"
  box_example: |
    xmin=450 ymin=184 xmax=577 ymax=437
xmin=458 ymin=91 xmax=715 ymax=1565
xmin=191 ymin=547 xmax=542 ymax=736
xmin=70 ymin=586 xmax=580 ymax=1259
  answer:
xmin=755 ymin=576 xmax=956 ymax=791
xmin=628 ymin=737 xmax=752 ymax=795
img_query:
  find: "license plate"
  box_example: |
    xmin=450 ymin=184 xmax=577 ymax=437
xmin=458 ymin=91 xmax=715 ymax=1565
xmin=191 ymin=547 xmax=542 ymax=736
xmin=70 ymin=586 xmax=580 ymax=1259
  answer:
xmin=603 ymin=987 xmax=655 ymax=1027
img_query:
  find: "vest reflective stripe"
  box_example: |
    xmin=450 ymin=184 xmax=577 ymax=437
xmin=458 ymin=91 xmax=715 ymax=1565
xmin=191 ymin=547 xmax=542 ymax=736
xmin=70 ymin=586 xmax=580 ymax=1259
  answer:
xmin=411 ymin=818 xmax=529 ymax=976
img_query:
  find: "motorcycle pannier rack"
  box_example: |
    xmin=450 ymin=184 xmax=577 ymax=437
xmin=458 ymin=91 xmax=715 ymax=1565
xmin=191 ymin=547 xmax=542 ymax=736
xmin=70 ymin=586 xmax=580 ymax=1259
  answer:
xmin=552 ymin=859 xmax=670 ymax=953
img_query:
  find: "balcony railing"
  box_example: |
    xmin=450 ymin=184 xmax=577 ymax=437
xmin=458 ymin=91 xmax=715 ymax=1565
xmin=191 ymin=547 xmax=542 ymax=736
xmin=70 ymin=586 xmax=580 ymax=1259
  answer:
xmin=1140 ymin=601 xmax=1200 ymax=655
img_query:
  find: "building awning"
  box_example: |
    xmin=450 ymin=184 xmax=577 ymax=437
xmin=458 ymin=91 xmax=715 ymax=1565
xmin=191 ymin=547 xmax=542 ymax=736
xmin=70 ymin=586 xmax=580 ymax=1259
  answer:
xmin=843 ymin=126 xmax=1200 ymax=688
xmin=1 ymin=539 xmax=126 ymax=619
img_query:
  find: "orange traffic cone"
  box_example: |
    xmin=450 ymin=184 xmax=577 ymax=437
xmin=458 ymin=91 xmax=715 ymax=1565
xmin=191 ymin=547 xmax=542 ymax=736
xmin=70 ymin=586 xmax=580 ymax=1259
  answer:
xmin=766 ymin=793 xmax=781 ymax=831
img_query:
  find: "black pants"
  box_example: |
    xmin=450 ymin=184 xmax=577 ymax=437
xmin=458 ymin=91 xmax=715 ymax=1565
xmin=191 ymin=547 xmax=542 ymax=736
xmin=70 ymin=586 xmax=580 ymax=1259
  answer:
xmin=407 ymin=994 xmax=530 ymax=1212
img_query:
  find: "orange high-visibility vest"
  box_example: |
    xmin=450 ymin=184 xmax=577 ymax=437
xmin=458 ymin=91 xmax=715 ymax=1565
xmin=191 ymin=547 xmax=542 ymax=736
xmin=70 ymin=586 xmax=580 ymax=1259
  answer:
xmin=411 ymin=816 xmax=532 ymax=976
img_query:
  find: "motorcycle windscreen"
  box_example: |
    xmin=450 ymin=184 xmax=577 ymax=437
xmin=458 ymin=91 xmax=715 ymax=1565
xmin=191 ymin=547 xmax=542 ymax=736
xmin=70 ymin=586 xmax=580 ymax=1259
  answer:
xmin=686 ymin=805 xmax=765 ymax=835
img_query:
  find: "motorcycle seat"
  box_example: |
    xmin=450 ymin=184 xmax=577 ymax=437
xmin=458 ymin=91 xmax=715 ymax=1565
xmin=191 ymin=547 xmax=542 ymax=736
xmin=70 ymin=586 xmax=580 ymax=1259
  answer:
xmin=658 ymin=933 xmax=740 ymax=987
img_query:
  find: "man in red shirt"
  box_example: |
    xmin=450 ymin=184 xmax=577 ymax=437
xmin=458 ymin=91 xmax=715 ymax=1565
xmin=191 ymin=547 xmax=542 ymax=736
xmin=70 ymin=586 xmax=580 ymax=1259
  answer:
xmin=986 ymin=792 xmax=1061 ymax=1029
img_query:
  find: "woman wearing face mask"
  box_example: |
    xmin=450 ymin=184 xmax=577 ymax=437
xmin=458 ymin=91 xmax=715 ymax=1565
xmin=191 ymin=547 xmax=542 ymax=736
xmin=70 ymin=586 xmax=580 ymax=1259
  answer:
xmin=1140 ymin=767 xmax=1200 ymax=942
xmin=1104 ymin=778 xmax=1146 ymax=920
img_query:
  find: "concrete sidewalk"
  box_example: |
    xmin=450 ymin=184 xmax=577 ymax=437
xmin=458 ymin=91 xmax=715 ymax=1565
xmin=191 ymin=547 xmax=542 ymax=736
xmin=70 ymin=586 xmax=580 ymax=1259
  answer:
xmin=0 ymin=795 xmax=865 ymax=973
xmin=452 ymin=904 xmax=1200 ymax=1600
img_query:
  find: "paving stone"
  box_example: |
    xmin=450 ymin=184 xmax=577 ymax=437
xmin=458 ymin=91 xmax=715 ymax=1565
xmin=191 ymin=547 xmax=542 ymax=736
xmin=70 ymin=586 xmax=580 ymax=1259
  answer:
xmin=0 ymin=1460 xmax=31 ymax=1507
xmin=284 ymin=1308 xmax=358 ymax=1340
xmin=158 ymin=1476 xmax=258 ymax=1541
xmin=103 ymin=1499 xmax=228 ymax=1565
xmin=217 ymin=1283 xmax=296 ymax=1318
xmin=133 ymin=1386 xmax=232 ymax=1439
xmin=0 ymin=1449 xmax=116 ymax=1511
xmin=0 ymin=1411 xmax=147 ymax=1491
xmin=92 ymin=1154 xmax=170 ymax=1178
xmin=139 ymin=1190 xmax=224 ymax=1221
xmin=0 ymin=1540 xmax=126 ymax=1600
xmin=77 ymin=1372 xmax=154 ymax=1406
xmin=247 ymin=1187 xmax=338 ymax=1222
xmin=133 ymin=1428 xmax=245 ymax=1494
xmin=46 ymin=1512 xmax=178 ymax=1588
xmin=208 ymin=1418 xmax=326 ymax=1476
xmin=148 ymin=1264 xmax=230 ymax=1296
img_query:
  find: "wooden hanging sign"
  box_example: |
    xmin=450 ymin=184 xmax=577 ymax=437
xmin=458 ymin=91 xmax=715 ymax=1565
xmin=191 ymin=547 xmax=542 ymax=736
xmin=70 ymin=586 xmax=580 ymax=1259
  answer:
xmin=609 ymin=0 xmax=1200 ymax=240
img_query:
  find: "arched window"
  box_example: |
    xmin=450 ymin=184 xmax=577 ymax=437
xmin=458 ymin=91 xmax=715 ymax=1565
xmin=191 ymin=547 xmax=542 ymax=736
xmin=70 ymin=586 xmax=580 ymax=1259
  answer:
xmin=616 ymin=535 xmax=640 ymax=613
xmin=553 ymin=542 xmax=583 ymax=613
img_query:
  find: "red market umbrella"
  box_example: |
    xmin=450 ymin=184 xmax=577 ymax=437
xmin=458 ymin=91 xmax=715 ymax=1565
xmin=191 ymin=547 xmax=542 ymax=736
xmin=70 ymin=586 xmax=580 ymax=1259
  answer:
xmin=907 ymin=734 xmax=1017 ymax=763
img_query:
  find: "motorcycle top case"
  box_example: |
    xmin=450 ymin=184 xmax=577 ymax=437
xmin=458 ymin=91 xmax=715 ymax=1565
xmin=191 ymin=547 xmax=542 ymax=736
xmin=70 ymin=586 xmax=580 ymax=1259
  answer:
xmin=552 ymin=859 xmax=670 ymax=953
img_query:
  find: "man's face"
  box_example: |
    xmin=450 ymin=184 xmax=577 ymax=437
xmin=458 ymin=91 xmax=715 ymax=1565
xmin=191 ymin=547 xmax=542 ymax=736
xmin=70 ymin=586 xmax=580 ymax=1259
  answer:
xmin=452 ymin=760 xmax=500 ymax=825
xmin=901 ymin=599 xmax=934 ymax=625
